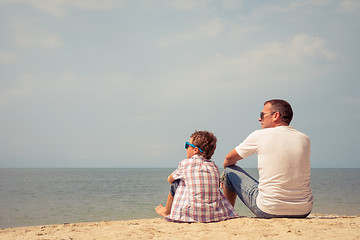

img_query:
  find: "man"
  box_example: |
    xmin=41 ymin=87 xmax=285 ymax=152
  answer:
xmin=222 ymin=99 xmax=313 ymax=218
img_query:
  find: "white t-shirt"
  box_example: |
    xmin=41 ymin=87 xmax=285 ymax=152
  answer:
xmin=235 ymin=126 xmax=313 ymax=215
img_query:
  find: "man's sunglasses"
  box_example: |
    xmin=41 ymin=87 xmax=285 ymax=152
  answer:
xmin=185 ymin=142 xmax=203 ymax=153
xmin=260 ymin=111 xmax=276 ymax=120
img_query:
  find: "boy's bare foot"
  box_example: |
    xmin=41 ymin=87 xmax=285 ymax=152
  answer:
xmin=155 ymin=204 xmax=170 ymax=217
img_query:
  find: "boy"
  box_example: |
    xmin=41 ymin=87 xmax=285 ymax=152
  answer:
xmin=155 ymin=130 xmax=238 ymax=222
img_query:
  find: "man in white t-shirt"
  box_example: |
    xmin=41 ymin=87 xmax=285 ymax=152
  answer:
xmin=222 ymin=99 xmax=313 ymax=218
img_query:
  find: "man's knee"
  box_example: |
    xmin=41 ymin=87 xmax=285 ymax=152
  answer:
xmin=223 ymin=167 xmax=237 ymax=192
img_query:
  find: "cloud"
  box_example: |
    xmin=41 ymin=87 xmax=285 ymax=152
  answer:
xmin=252 ymin=34 xmax=336 ymax=64
xmin=338 ymin=96 xmax=360 ymax=105
xmin=11 ymin=19 xmax=63 ymax=48
xmin=250 ymin=0 xmax=331 ymax=19
xmin=0 ymin=74 xmax=35 ymax=108
xmin=0 ymin=71 xmax=131 ymax=108
xmin=226 ymin=24 xmax=258 ymax=39
xmin=341 ymin=0 xmax=360 ymax=12
xmin=162 ymin=0 xmax=243 ymax=11
xmin=54 ymin=72 xmax=131 ymax=96
xmin=0 ymin=51 xmax=18 ymax=63
xmin=222 ymin=0 xmax=242 ymax=10
xmin=158 ymin=18 xmax=224 ymax=47
xmin=163 ymin=0 xmax=212 ymax=11
xmin=155 ymin=34 xmax=337 ymax=100
xmin=0 ymin=0 xmax=123 ymax=17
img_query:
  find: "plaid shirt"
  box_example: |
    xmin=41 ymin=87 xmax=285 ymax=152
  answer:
xmin=165 ymin=155 xmax=238 ymax=222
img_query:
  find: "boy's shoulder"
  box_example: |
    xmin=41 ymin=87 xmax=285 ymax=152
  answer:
xmin=180 ymin=155 xmax=216 ymax=166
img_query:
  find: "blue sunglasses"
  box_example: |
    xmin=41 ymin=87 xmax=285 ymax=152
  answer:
xmin=185 ymin=142 xmax=203 ymax=153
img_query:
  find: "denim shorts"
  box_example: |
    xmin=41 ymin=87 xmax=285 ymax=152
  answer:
xmin=224 ymin=165 xmax=310 ymax=219
xmin=170 ymin=179 xmax=181 ymax=197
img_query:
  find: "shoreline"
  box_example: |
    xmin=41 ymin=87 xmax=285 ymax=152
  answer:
xmin=1 ymin=214 xmax=359 ymax=240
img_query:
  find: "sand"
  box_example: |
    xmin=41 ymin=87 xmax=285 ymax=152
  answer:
xmin=0 ymin=214 xmax=359 ymax=240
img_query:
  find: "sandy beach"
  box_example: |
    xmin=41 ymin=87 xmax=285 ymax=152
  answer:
xmin=0 ymin=214 xmax=359 ymax=240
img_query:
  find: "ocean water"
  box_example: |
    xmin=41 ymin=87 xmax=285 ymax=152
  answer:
xmin=0 ymin=168 xmax=359 ymax=228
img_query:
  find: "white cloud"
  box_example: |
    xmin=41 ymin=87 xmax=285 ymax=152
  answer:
xmin=11 ymin=19 xmax=63 ymax=48
xmin=56 ymin=71 xmax=130 ymax=93
xmin=251 ymin=0 xmax=331 ymax=19
xmin=0 ymin=51 xmax=18 ymax=63
xmin=164 ymin=0 xmax=212 ymax=11
xmin=226 ymin=24 xmax=258 ymax=39
xmin=209 ymin=34 xmax=336 ymax=83
xmin=0 ymin=74 xmax=35 ymax=108
xmin=222 ymin=0 xmax=242 ymax=10
xmin=341 ymin=0 xmax=360 ymax=12
xmin=143 ymin=142 xmax=177 ymax=158
xmin=228 ymin=34 xmax=335 ymax=75
xmin=251 ymin=34 xmax=336 ymax=65
xmin=0 ymin=0 xmax=123 ymax=17
xmin=0 ymin=71 xmax=131 ymax=108
xmin=338 ymin=96 xmax=360 ymax=105
xmin=158 ymin=18 xmax=224 ymax=47
xmin=155 ymin=34 xmax=337 ymax=100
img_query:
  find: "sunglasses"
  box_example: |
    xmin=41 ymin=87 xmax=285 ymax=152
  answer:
xmin=260 ymin=111 xmax=276 ymax=120
xmin=185 ymin=142 xmax=203 ymax=153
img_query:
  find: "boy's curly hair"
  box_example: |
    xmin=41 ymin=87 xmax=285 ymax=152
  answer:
xmin=190 ymin=131 xmax=217 ymax=160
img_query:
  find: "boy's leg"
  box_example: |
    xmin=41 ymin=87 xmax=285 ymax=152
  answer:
xmin=155 ymin=193 xmax=173 ymax=217
xmin=155 ymin=179 xmax=180 ymax=217
xmin=223 ymin=185 xmax=237 ymax=207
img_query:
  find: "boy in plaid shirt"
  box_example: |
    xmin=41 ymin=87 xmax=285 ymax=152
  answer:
xmin=155 ymin=131 xmax=238 ymax=222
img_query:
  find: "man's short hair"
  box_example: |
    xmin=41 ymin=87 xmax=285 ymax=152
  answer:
xmin=265 ymin=99 xmax=293 ymax=125
xmin=191 ymin=131 xmax=217 ymax=160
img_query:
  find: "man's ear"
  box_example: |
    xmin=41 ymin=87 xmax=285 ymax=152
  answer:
xmin=273 ymin=112 xmax=281 ymax=121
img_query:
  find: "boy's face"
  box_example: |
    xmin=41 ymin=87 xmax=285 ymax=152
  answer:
xmin=186 ymin=138 xmax=198 ymax=158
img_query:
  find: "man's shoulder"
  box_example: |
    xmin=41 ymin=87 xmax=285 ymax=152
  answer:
xmin=275 ymin=126 xmax=311 ymax=142
xmin=253 ymin=126 xmax=310 ymax=139
xmin=285 ymin=126 xmax=310 ymax=138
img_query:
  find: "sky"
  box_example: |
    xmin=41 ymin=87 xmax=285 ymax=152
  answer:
xmin=0 ymin=0 xmax=359 ymax=168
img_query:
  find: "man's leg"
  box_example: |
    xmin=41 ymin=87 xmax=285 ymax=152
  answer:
xmin=155 ymin=179 xmax=180 ymax=217
xmin=223 ymin=166 xmax=311 ymax=218
xmin=223 ymin=165 xmax=260 ymax=215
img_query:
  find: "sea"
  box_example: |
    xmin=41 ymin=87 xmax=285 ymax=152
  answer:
xmin=0 ymin=168 xmax=359 ymax=228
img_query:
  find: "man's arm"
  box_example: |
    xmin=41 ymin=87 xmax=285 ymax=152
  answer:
xmin=223 ymin=148 xmax=243 ymax=168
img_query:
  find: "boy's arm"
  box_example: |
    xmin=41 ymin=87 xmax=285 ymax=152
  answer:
xmin=167 ymin=174 xmax=175 ymax=184
xmin=169 ymin=159 xmax=186 ymax=184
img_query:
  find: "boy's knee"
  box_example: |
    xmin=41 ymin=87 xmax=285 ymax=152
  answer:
xmin=170 ymin=179 xmax=181 ymax=197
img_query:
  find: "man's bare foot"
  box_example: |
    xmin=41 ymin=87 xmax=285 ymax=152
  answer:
xmin=155 ymin=204 xmax=170 ymax=217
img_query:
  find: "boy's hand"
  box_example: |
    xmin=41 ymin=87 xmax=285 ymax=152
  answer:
xmin=167 ymin=174 xmax=175 ymax=184
xmin=219 ymin=171 xmax=226 ymax=189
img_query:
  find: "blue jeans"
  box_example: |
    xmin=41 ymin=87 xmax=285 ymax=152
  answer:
xmin=224 ymin=165 xmax=310 ymax=219
xmin=170 ymin=179 xmax=181 ymax=197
